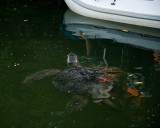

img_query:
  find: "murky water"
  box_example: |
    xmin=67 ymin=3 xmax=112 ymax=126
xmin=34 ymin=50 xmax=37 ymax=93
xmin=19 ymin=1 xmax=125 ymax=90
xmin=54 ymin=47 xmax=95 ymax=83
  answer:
xmin=0 ymin=5 xmax=160 ymax=128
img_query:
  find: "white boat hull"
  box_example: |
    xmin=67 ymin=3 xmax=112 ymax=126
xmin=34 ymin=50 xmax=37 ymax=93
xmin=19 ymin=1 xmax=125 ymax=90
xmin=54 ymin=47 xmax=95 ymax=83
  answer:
xmin=64 ymin=0 xmax=160 ymax=29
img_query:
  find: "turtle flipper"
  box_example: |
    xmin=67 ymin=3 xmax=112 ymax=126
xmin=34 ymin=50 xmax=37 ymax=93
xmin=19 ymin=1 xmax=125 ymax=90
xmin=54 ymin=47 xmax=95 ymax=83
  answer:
xmin=65 ymin=95 xmax=88 ymax=113
xmin=23 ymin=69 xmax=60 ymax=84
xmin=103 ymin=98 xmax=119 ymax=111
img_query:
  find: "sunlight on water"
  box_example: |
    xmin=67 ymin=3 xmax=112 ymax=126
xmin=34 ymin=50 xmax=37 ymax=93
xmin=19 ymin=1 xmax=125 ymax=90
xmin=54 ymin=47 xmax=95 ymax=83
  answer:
xmin=0 ymin=5 xmax=160 ymax=128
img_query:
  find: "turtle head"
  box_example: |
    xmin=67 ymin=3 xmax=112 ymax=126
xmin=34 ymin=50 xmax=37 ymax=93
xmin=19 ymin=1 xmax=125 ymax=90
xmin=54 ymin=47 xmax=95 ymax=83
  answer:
xmin=67 ymin=52 xmax=79 ymax=67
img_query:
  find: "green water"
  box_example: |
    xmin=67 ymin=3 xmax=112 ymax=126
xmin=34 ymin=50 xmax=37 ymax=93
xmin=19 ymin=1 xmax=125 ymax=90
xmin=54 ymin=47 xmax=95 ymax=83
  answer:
xmin=0 ymin=6 xmax=160 ymax=128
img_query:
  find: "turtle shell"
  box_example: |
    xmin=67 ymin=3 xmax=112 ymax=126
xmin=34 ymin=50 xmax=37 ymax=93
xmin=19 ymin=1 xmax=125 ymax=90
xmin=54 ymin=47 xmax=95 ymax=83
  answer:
xmin=53 ymin=67 xmax=95 ymax=94
xmin=53 ymin=67 xmax=114 ymax=98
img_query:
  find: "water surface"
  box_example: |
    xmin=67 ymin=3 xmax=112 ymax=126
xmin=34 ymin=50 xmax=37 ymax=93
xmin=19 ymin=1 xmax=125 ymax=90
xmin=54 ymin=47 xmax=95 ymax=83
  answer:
xmin=0 ymin=6 xmax=160 ymax=128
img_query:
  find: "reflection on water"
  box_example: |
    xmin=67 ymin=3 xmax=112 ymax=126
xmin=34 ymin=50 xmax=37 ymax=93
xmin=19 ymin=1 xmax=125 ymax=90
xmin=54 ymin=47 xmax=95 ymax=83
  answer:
xmin=0 ymin=6 xmax=160 ymax=128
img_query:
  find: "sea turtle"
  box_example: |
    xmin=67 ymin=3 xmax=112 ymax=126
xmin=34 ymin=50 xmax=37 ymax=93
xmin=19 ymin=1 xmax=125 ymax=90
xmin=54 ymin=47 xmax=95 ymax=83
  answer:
xmin=23 ymin=52 xmax=119 ymax=113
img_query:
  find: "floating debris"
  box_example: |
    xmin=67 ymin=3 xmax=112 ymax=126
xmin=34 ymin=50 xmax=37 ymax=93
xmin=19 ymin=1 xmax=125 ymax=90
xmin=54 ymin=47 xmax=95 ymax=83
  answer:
xmin=140 ymin=92 xmax=152 ymax=98
xmin=23 ymin=19 xmax=28 ymax=22
xmin=122 ymin=29 xmax=128 ymax=32
xmin=14 ymin=63 xmax=20 ymax=67
xmin=134 ymin=82 xmax=143 ymax=85
xmin=134 ymin=67 xmax=143 ymax=70
xmin=127 ymin=88 xmax=139 ymax=96
xmin=126 ymin=73 xmax=144 ymax=90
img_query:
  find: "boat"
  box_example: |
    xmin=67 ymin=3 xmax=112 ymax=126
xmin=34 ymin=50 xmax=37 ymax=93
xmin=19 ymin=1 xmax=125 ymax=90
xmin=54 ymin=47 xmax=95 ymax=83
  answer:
xmin=62 ymin=9 xmax=160 ymax=51
xmin=64 ymin=0 xmax=160 ymax=29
